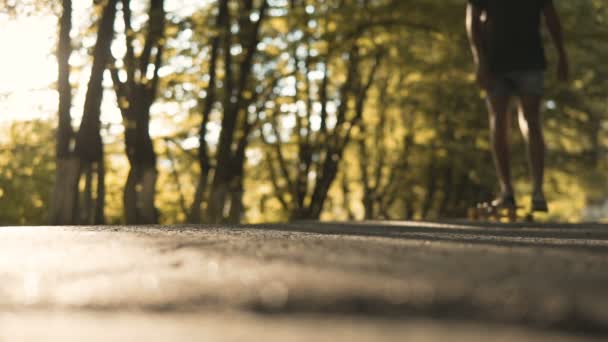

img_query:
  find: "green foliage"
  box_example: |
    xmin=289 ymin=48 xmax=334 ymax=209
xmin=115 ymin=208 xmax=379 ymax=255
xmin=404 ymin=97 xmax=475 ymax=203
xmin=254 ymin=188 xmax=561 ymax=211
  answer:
xmin=0 ymin=121 xmax=55 ymax=225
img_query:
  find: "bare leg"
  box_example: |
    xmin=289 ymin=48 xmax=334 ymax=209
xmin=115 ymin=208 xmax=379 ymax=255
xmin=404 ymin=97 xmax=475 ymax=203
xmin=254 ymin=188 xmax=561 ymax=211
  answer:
xmin=518 ymin=95 xmax=545 ymax=199
xmin=487 ymin=95 xmax=514 ymax=197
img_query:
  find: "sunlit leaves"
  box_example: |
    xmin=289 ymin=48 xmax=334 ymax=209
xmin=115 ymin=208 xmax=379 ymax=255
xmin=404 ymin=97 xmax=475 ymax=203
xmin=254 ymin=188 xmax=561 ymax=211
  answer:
xmin=0 ymin=120 xmax=55 ymax=224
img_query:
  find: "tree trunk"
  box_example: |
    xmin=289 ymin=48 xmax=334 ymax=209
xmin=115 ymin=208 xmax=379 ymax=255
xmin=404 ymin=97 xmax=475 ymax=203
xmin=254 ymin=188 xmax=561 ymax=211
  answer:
xmin=438 ymin=164 xmax=453 ymax=217
xmin=124 ymin=168 xmax=138 ymax=223
xmin=188 ymin=174 xmax=207 ymax=223
xmin=421 ymin=152 xmax=438 ymax=219
xmin=140 ymin=167 xmax=158 ymax=223
xmin=188 ymin=0 xmax=226 ymax=223
xmin=82 ymin=164 xmax=94 ymax=224
xmin=207 ymin=0 xmax=268 ymax=223
xmin=228 ymin=178 xmax=244 ymax=223
xmin=51 ymin=0 xmax=117 ymax=225
xmin=72 ymin=0 xmax=117 ymax=224
xmin=341 ymin=173 xmax=356 ymax=220
xmin=110 ymin=0 xmax=164 ymax=224
xmin=206 ymin=0 xmax=235 ymax=223
xmin=302 ymin=47 xmax=381 ymax=220
xmin=49 ymin=0 xmax=75 ymax=225
xmin=49 ymin=158 xmax=80 ymax=224
xmin=56 ymin=0 xmax=73 ymax=158
xmin=209 ymin=182 xmax=230 ymax=222
xmin=94 ymin=161 xmax=105 ymax=224
xmin=124 ymin=114 xmax=159 ymax=224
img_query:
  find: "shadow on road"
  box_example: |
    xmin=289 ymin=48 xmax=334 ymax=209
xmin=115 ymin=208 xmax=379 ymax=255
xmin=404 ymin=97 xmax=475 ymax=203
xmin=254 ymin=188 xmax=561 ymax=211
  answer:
xmin=245 ymin=220 xmax=608 ymax=254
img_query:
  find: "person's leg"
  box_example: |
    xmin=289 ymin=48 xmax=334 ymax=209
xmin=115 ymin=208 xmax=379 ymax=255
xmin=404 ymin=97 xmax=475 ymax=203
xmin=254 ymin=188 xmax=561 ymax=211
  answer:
xmin=518 ymin=95 xmax=546 ymax=204
xmin=487 ymin=95 xmax=514 ymax=199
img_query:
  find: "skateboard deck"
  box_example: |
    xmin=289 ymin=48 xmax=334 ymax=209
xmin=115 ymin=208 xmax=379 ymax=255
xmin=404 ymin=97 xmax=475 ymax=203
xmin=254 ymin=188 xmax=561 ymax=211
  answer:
xmin=468 ymin=202 xmax=535 ymax=223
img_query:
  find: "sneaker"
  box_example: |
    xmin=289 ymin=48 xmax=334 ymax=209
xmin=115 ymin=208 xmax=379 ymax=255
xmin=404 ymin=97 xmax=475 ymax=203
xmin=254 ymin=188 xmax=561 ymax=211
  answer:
xmin=531 ymin=197 xmax=548 ymax=212
xmin=491 ymin=194 xmax=516 ymax=209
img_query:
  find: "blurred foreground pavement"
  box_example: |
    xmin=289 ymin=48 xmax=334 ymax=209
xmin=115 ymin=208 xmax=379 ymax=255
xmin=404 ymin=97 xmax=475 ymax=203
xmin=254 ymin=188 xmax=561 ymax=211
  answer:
xmin=1 ymin=221 xmax=608 ymax=341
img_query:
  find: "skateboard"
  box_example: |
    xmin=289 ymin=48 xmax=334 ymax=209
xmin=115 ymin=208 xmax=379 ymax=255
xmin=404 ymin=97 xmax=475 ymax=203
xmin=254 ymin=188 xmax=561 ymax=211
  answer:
xmin=468 ymin=202 xmax=535 ymax=222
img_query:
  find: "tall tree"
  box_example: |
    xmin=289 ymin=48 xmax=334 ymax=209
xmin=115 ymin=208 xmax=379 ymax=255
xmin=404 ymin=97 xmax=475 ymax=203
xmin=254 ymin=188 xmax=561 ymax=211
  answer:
xmin=207 ymin=0 xmax=270 ymax=223
xmin=49 ymin=0 xmax=119 ymax=224
xmin=110 ymin=0 xmax=166 ymax=224
xmin=261 ymin=0 xmax=385 ymax=220
xmin=48 ymin=0 xmax=75 ymax=224
xmin=183 ymin=0 xmax=269 ymax=224
xmin=187 ymin=0 xmax=228 ymax=223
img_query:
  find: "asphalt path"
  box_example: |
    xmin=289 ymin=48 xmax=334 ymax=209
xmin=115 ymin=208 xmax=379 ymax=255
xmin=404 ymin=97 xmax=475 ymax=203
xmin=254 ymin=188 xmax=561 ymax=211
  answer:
xmin=1 ymin=221 xmax=607 ymax=341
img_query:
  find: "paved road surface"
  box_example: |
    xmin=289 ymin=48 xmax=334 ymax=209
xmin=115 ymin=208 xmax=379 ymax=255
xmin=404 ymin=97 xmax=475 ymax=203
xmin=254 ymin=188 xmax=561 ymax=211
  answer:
xmin=1 ymin=221 xmax=607 ymax=341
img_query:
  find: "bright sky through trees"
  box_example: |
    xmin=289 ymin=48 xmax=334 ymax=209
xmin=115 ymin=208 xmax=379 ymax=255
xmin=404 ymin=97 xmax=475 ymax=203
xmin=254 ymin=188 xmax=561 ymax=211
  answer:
xmin=0 ymin=15 xmax=56 ymax=123
xmin=0 ymin=0 xmax=203 ymax=126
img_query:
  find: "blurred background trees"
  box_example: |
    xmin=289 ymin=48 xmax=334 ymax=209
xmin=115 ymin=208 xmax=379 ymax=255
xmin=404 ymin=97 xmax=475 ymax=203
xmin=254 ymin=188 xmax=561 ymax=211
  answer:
xmin=0 ymin=0 xmax=606 ymax=225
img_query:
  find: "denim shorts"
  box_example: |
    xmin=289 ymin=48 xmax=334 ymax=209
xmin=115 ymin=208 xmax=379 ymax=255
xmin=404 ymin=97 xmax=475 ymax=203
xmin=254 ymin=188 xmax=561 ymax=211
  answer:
xmin=488 ymin=70 xmax=544 ymax=97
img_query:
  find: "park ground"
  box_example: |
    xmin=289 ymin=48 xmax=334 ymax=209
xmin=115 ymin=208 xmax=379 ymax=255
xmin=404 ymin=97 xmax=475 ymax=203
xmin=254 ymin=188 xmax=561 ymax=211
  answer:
xmin=1 ymin=221 xmax=608 ymax=341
